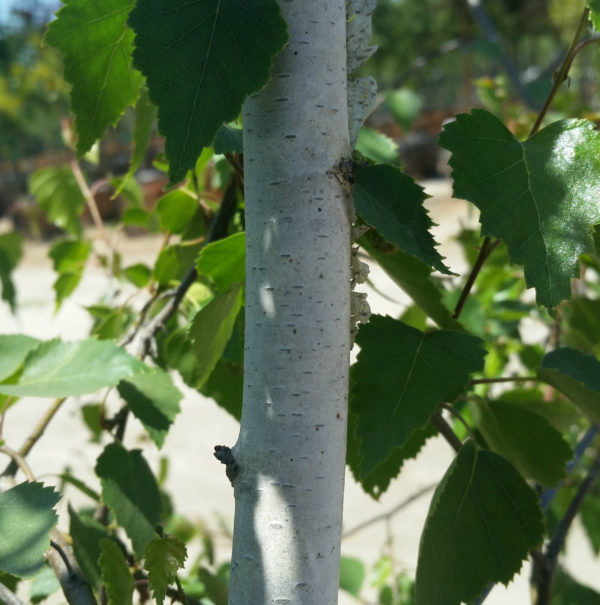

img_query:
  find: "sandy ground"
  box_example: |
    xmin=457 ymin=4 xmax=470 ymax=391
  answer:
xmin=1 ymin=179 xmax=598 ymax=604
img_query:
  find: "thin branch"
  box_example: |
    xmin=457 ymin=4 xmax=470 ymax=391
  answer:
xmin=452 ymin=238 xmax=500 ymax=320
xmin=431 ymin=410 xmax=463 ymax=453
xmin=46 ymin=530 xmax=97 ymax=605
xmin=2 ymin=397 xmax=66 ymax=477
xmin=0 ymin=583 xmax=27 ymax=605
xmin=0 ymin=444 xmax=36 ymax=481
xmin=342 ymin=483 xmax=437 ymax=540
xmin=541 ymin=424 xmax=599 ymax=510
xmin=546 ymin=449 xmax=600 ymax=564
xmin=470 ymin=375 xmax=538 ymax=385
xmin=70 ymin=160 xmax=109 ymax=245
xmin=529 ymin=7 xmax=591 ymax=137
xmin=531 ymin=449 xmax=600 ymax=605
xmin=134 ymin=175 xmax=239 ymax=358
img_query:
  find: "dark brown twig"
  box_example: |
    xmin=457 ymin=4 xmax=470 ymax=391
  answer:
xmin=452 ymin=238 xmax=500 ymax=320
xmin=431 ymin=410 xmax=463 ymax=453
xmin=531 ymin=449 xmax=600 ymax=605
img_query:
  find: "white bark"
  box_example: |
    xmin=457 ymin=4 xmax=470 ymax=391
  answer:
xmin=228 ymin=1 xmax=351 ymax=603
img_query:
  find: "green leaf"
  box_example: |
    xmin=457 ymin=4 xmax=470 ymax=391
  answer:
xmin=348 ymin=411 xmax=437 ymax=499
xmin=45 ymin=0 xmax=143 ymax=155
xmin=122 ymin=207 xmax=152 ymax=228
xmin=416 ymin=441 xmax=544 ymax=605
xmin=99 ymin=539 xmax=134 ymax=605
xmin=123 ymin=263 xmax=152 ymax=288
xmin=196 ymin=232 xmax=245 ymax=292
xmin=29 ymin=167 xmax=86 ymax=237
xmin=385 ymin=88 xmax=422 ymax=130
xmin=213 ymin=124 xmax=244 ymax=155
xmin=472 ymin=400 xmax=571 ymax=486
xmin=200 ymin=359 xmax=243 ymax=420
xmin=339 ymin=556 xmax=365 ymax=598
xmin=439 ymin=109 xmax=600 ymax=308
xmin=0 ymin=339 xmax=146 ymax=397
xmin=129 ymin=0 xmax=289 ymax=184
xmin=562 ymin=297 xmax=600 ymax=355
xmin=96 ymin=443 xmax=161 ymax=558
xmin=118 ymin=369 xmax=182 ymax=448
xmin=589 ymin=1 xmax=600 ymax=31
xmin=156 ymin=190 xmax=198 ymax=234
xmin=188 ymin=284 xmax=244 ymax=389
xmin=537 ymin=347 xmax=600 ymax=425
xmin=153 ymin=243 xmax=203 ymax=287
xmin=350 ymin=315 xmax=485 ymax=477
xmin=0 ymin=335 xmax=40 ymax=382
xmin=552 ymin=567 xmax=600 ymax=605
xmin=358 ymin=231 xmax=459 ymax=329
xmin=0 ymin=231 xmax=23 ymax=311
xmin=69 ymin=507 xmax=111 ymax=587
xmin=355 ymin=127 xmax=398 ymax=165
xmin=354 ymin=165 xmax=450 ymax=274
xmin=91 ymin=309 xmax=136 ymax=341
xmin=580 ymin=494 xmax=600 ymax=556
xmin=29 ymin=565 xmax=60 ymax=604
xmin=143 ymin=534 xmax=187 ymax=605
xmin=114 ymin=86 xmax=157 ymax=197
xmin=0 ymin=482 xmax=60 ymax=577
xmin=49 ymin=239 xmax=92 ymax=310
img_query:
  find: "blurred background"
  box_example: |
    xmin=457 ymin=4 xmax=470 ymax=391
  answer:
xmin=1 ymin=0 xmax=599 ymax=232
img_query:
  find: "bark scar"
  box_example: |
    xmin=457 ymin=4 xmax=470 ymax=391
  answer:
xmin=214 ymin=445 xmax=239 ymax=487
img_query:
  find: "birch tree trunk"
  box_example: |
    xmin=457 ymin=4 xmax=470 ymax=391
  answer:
xmin=228 ymin=1 xmax=352 ymax=602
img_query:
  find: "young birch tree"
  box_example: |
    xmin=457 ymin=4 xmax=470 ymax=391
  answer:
xmin=227 ymin=2 xmax=352 ymax=602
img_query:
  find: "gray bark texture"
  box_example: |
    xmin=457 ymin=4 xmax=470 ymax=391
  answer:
xmin=228 ymin=1 xmax=352 ymax=603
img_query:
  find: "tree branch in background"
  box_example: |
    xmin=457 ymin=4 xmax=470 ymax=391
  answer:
xmin=1 ymin=397 xmax=66 ymax=478
xmin=0 ymin=584 xmax=27 ymax=605
xmin=134 ymin=175 xmax=239 ymax=358
xmin=342 ymin=483 xmax=437 ymax=540
xmin=464 ymin=0 xmax=536 ymax=108
xmin=529 ymin=7 xmax=591 ymax=137
xmin=531 ymin=448 xmax=600 ymax=605
xmin=46 ymin=531 xmax=98 ymax=605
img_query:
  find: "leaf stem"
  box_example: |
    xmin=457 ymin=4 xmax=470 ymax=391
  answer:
xmin=452 ymin=237 xmax=500 ymax=320
xmin=529 ymin=7 xmax=591 ymax=137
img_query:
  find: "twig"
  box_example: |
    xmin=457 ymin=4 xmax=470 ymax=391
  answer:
xmin=0 ymin=583 xmax=27 ymax=605
xmin=70 ymin=160 xmax=109 ymax=246
xmin=431 ymin=410 xmax=463 ymax=453
xmin=529 ymin=7 xmax=591 ymax=137
xmin=540 ymin=424 xmax=599 ymax=510
xmin=2 ymin=397 xmax=66 ymax=477
xmin=46 ymin=530 xmax=98 ymax=605
xmin=470 ymin=376 xmax=538 ymax=385
xmin=0 ymin=444 xmax=36 ymax=481
xmin=342 ymin=483 xmax=437 ymax=540
xmin=134 ymin=175 xmax=239 ymax=358
xmin=532 ymin=449 xmax=600 ymax=605
xmin=452 ymin=238 xmax=500 ymax=320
